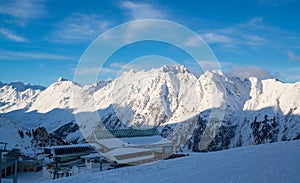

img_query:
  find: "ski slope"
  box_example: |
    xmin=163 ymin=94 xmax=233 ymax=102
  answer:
xmin=40 ymin=140 xmax=300 ymax=183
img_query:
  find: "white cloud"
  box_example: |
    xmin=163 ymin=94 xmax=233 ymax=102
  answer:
xmin=287 ymin=50 xmax=300 ymax=62
xmin=0 ymin=49 xmax=73 ymax=60
xmin=0 ymin=0 xmax=47 ymax=42
xmin=246 ymin=17 xmax=264 ymax=27
xmin=50 ymin=13 xmax=109 ymax=43
xmin=0 ymin=0 xmax=46 ymax=26
xmin=200 ymin=33 xmax=233 ymax=44
xmin=258 ymin=0 xmax=293 ymax=7
xmin=226 ymin=66 xmax=273 ymax=80
xmin=242 ymin=35 xmax=269 ymax=46
xmin=197 ymin=61 xmax=222 ymax=71
xmin=100 ymin=67 xmax=121 ymax=74
xmin=114 ymin=20 xmax=177 ymax=44
xmin=280 ymin=67 xmax=300 ymax=82
xmin=109 ymin=63 xmax=125 ymax=69
xmin=270 ymin=66 xmax=300 ymax=82
xmin=76 ymin=62 xmax=126 ymax=76
xmin=75 ymin=67 xmax=121 ymax=82
xmin=120 ymin=1 xmax=166 ymax=20
xmin=184 ymin=36 xmax=204 ymax=46
xmin=76 ymin=67 xmax=99 ymax=75
xmin=199 ymin=17 xmax=270 ymax=49
xmin=0 ymin=28 xmax=27 ymax=42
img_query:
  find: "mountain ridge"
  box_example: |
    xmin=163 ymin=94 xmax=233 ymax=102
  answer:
xmin=0 ymin=65 xmax=299 ymax=152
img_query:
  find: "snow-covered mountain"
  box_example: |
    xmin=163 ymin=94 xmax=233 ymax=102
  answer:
xmin=0 ymin=81 xmax=45 ymax=113
xmin=0 ymin=65 xmax=299 ymax=152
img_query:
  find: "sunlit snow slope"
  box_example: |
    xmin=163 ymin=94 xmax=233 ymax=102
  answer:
xmin=44 ymin=140 xmax=300 ymax=183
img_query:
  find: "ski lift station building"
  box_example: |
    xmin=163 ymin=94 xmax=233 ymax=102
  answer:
xmin=90 ymin=128 xmax=175 ymax=165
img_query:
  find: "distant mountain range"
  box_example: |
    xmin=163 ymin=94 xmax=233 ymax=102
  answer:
xmin=0 ymin=65 xmax=299 ymax=153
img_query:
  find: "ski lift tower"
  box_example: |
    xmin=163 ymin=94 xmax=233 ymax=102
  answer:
xmin=0 ymin=142 xmax=8 ymax=183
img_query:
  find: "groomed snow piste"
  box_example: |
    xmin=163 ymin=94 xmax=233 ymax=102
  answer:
xmin=37 ymin=140 xmax=300 ymax=183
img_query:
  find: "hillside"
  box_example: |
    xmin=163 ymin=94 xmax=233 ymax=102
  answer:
xmin=35 ymin=140 xmax=299 ymax=183
xmin=0 ymin=65 xmax=299 ymax=152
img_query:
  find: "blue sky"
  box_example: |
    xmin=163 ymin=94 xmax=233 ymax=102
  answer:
xmin=0 ymin=0 xmax=300 ymax=86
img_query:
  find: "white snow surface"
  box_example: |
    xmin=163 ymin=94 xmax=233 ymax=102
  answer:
xmin=0 ymin=82 xmax=44 ymax=113
xmin=0 ymin=116 xmax=32 ymax=152
xmin=33 ymin=140 xmax=300 ymax=183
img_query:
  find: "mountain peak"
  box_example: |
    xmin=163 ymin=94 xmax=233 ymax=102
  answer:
xmin=57 ymin=77 xmax=69 ymax=82
xmin=160 ymin=64 xmax=189 ymax=74
xmin=2 ymin=81 xmax=45 ymax=91
xmin=211 ymin=69 xmax=225 ymax=76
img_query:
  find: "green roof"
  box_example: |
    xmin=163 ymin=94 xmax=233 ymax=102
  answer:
xmin=94 ymin=128 xmax=160 ymax=139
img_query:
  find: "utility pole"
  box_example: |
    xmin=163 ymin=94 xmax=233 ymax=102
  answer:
xmin=0 ymin=142 xmax=8 ymax=183
xmin=53 ymin=157 xmax=60 ymax=179
xmin=12 ymin=148 xmax=19 ymax=183
xmin=0 ymin=150 xmax=2 ymax=183
xmin=13 ymin=158 xmax=17 ymax=183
